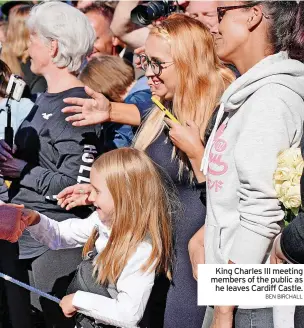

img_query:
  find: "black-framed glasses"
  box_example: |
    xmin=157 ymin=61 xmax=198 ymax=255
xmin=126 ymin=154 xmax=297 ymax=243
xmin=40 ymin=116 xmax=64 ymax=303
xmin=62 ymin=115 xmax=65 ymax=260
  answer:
xmin=217 ymin=2 xmax=261 ymax=23
xmin=139 ymin=54 xmax=174 ymax=76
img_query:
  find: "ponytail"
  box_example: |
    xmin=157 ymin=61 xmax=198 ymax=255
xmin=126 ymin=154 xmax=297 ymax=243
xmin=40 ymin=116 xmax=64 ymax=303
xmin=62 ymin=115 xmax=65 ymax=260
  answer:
xmin=288 ymin=2 xmax=304 ymax=62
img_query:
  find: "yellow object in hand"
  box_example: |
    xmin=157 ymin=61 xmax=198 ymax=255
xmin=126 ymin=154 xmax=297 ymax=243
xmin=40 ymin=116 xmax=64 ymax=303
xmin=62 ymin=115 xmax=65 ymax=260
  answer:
xmin=151 ymin=96 xmax=180 ymax=124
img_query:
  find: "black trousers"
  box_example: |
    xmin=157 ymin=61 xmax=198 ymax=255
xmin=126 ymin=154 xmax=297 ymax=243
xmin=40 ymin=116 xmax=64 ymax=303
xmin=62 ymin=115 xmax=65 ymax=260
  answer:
xmin=0 ymin=240 xmax=82 ymax=328
xmin=0 ymin=241 xmax=31 ymax=328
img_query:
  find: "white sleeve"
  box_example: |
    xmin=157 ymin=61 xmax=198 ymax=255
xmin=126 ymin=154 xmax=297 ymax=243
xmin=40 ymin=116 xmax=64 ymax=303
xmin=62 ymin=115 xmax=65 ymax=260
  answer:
xmin=229 ymin=91 xmax=302 ymax=264
xmin=27 ymin=211 xmax=99 ymax=250
xmin=72 ymin=242 xmax=155 ymax=327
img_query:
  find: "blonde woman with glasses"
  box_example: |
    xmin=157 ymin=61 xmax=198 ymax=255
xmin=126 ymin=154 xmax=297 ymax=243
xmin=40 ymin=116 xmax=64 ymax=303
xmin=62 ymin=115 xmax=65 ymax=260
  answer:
xmin=60 ymin=14 xmax=234 ymax=328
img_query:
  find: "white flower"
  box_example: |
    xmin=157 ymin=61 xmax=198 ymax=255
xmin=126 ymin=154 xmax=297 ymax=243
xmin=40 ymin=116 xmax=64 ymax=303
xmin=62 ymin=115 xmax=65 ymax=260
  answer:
xmin=291 ymin=172 xmax=301 ymax=185
xmin=296 ymin=161 xmax=304 ymax=175
xmin=274 ymin=180 xmax=284 ymax=198
xmin=277 ymin=148 xmax=302 ymax=168
xmin=282 ymin=184 xmax=301 ymax=209
xmin=273 ymin=167 xmax=293 ymax=181
xmin=277 ymin=180 xmax=292 ymax=202
xmin=274 ymin=148 xmax=303 ymax=214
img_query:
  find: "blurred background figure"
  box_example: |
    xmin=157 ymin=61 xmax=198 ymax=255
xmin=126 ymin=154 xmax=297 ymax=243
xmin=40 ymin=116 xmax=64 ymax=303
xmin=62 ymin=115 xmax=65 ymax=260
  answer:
xmin=79 ymin=55 xmax=152 ymax=148
xmin=184 ymin=1 xmax=218 ymax=34
xmin=80 ymin=55 xmax=137 ymax=103
xmin=76 ymin=0 xmax=93 ymax=10
xmin=0 ymin=1 xmax=31 ymax=19
xmin=84 ymin=55 xmax=151 ymax=144
xmin=1 ymin=4 xmax=47 ymax=95
xmin=80 ymin=55 xmax=152 ymax=119
xmin=82 ymin=1 xmax=117 ymax=60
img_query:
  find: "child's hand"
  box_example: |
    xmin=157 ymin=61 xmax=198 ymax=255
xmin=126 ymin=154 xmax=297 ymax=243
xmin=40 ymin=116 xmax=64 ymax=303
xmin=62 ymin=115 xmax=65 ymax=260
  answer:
xmin=57 ymin=184 xmax=94 ymax=210
xmin=60 ymin=294 xmax=77 ymax=318
xmin=21 ymin=208 xmax=40 ymax=227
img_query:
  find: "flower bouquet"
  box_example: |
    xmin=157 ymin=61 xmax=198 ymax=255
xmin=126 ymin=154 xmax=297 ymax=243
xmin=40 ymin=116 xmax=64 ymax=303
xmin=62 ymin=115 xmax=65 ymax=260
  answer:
xmin=273 ymin=148 xmax=303 ymax=225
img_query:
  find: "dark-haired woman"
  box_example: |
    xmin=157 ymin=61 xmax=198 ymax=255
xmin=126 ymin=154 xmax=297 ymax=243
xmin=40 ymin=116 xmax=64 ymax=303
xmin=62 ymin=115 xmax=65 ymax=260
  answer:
xmin=187 ymin=1 xmax=304 ymax=327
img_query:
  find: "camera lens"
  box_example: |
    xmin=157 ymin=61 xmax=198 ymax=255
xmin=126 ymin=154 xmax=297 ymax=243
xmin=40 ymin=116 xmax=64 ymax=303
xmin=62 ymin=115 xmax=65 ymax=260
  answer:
xmin=131 ymin=1 xmax=169 ymax=26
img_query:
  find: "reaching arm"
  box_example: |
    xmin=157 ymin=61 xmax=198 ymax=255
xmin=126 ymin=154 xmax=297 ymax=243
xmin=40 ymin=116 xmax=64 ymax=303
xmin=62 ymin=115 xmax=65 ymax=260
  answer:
xmin=27 ymin=211 xmax=99 ymax=250
xmin=110 ymin=102 xmax=141 ymax=126
xmin=63 ymin=86 xmax=141 ymax=127
xmin=110 ymin=0 xmax=149 ymax=50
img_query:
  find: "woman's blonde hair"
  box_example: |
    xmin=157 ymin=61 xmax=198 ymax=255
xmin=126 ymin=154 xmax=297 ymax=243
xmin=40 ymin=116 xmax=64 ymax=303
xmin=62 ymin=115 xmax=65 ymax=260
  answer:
xmin=83 ymin=147 xmax=175 ymax=285
xmin=1 ymin=5 xmax=31 ymax=75
xmin=79 ymin=56 xmax=135 ymax=102
xmin=134 ymin=14 xmax=235 ymax=179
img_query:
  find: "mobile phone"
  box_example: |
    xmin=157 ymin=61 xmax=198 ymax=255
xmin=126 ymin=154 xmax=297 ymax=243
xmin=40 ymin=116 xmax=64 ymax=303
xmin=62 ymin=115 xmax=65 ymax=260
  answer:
xmin=151 ymin=96 xmax=180 ymax=124
xmin=6 ymin=75 xmax=26 ymax=102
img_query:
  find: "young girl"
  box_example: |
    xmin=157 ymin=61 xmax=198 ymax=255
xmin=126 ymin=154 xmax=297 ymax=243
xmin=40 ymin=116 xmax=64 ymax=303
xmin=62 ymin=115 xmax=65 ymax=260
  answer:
xmin=23 ymin=147 xmax=174 ymax=328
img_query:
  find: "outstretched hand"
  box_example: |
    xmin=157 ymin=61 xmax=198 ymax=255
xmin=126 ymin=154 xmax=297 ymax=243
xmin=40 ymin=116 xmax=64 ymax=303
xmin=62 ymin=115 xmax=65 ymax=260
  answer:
xmin=0 ymin=204 xmax=27 ymax=242
xmin=57 ymin=184 xmax=94 ymax=210
xmin=62 ymin=86 xmax=111 ymax=127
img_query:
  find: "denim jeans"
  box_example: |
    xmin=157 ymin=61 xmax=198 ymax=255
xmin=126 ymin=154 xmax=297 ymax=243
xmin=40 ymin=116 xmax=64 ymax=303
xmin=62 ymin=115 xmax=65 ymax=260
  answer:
xmin=202 ymin=306 xmax=274 ymax=328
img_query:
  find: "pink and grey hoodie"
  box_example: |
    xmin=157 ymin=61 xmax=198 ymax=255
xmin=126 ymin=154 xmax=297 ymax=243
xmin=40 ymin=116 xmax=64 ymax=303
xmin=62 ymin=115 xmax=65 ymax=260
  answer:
xmin=201 ymin=51 xmax=304 ymax=265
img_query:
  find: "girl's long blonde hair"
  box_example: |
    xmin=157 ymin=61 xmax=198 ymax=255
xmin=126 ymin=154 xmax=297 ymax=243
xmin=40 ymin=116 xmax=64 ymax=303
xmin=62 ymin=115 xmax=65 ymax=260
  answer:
xmin=1 ymin=5 xmax=31 ymax=76
xmin=134 ymin=14 xmax=235 ymax=179
xmin=83 ymin=148 xmax=175 ymax=285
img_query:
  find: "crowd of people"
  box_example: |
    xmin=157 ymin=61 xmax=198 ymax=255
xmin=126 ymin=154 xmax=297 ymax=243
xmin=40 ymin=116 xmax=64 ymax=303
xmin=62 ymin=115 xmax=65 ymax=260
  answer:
xmin=0 ymin=1 xmax=302 ymax=328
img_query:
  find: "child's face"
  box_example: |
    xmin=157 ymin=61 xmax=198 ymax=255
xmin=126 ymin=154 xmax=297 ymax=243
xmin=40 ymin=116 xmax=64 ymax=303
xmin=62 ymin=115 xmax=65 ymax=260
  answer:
xmin=89 ymin=168 xmax=114 ymax=227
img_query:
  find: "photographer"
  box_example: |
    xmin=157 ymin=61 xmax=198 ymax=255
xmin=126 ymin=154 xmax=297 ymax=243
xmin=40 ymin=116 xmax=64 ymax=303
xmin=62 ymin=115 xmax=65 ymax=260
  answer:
xmin=110 ymin=1 xmax=219 ymax=51
xmin=110 ymin=1 xmax=150 ymax=50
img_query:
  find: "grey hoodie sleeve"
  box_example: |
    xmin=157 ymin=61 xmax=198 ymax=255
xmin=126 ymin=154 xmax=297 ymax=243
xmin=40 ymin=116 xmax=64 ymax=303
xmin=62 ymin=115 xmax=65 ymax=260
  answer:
xmin=229 ymin=88 xmax=302 ymax=264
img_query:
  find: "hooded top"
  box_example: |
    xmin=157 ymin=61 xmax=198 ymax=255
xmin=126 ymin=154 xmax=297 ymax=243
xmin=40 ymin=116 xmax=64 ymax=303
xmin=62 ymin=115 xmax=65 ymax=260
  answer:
xmin=201 ymin=52 xmax=304 ymax=264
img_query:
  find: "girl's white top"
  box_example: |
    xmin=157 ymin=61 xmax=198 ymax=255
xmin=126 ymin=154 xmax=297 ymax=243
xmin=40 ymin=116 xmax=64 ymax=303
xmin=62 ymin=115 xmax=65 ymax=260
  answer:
xmin=27 ymin=211 xmax=154 ymax=328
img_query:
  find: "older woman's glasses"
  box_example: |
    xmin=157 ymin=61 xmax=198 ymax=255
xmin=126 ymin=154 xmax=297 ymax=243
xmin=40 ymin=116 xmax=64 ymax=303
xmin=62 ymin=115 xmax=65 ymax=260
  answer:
xmin=139 ymin=54 xmax=174 ymax=76
xmin=217 ymin=2 xmax=261 ymax=23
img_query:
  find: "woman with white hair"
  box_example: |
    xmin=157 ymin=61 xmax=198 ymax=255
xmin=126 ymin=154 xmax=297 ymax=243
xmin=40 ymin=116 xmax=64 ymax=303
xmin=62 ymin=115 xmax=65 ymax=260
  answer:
xmin=0 ymin=2 xmax=109 ymax=328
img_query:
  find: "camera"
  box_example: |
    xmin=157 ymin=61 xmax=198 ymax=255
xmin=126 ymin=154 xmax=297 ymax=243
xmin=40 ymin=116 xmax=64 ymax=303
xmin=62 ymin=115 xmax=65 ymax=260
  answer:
xmin=131 ymin=0 xmax=178 ymax=26
xmin=6 ymin=74 xmax=26 ymax=102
